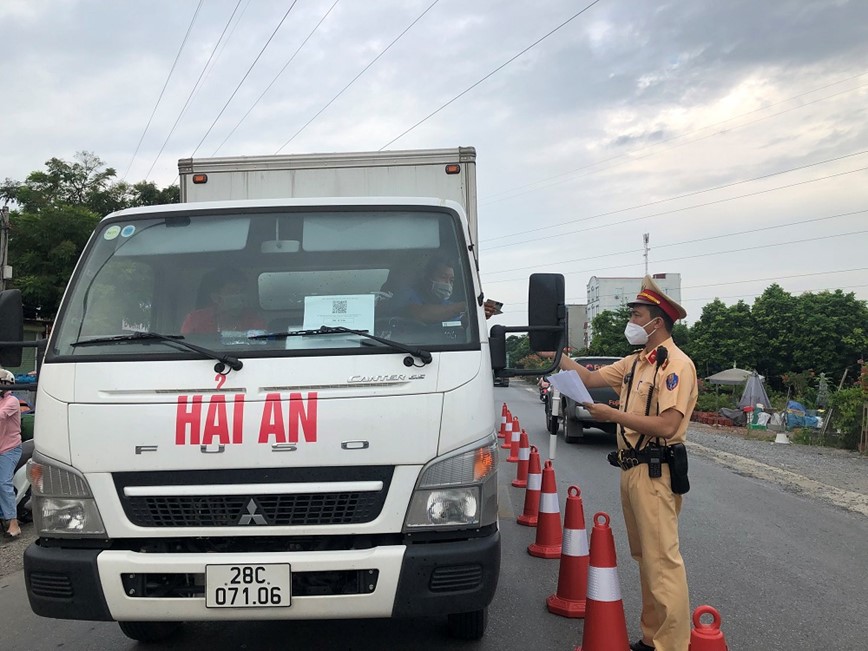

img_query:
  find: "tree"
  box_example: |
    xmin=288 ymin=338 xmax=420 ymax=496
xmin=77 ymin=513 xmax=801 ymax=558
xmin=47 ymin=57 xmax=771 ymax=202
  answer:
xmin=751 ymin=284 xmax=798 ymax=388
xmin=791 ymin=290 xmax=868 ymax=381
xmin=505 ymin=335 xmax=531 ymax=368
xmin=9 ymin=204 xmax=100 ymax=316
xmin=588 ymin=307 xmax=635 ymax=357
xmin=5 ymin=152 xmax=179 ymax=317
xmin=687 ymin=299 xmax=756 ymax=378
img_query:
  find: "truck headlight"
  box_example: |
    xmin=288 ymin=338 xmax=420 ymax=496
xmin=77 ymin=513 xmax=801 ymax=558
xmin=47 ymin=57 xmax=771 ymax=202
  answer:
xmin=28 ymin=455 xmax=106 ymax=537
xmin=404 ymin=436 xmax=497 ymax=530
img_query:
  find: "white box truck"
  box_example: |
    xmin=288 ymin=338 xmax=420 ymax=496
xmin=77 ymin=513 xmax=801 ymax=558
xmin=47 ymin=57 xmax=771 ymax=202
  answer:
xmin=6 ymin=147 xmax=565 ymax=642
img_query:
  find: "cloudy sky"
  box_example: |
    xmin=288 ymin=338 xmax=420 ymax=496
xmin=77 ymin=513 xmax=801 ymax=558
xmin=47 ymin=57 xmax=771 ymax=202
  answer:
xmin=2 ymin=0 xmax=867 ymax=324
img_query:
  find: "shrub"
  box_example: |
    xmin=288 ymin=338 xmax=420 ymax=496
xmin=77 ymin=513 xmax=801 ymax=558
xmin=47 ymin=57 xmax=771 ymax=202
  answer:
xmin=828 ymin=386 xmax=865 ymax=450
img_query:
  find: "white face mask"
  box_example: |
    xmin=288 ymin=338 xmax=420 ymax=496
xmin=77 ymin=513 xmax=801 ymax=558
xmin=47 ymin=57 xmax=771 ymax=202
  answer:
xmin=624 ymin=319 xmax=657 ymax=345
xmin=431 ymin=280 xmax=453 ymax=301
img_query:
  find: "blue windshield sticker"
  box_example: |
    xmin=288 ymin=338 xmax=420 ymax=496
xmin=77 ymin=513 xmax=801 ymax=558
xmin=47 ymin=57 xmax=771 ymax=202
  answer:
xmin=121 ymin=225 xmax=136 ymax=238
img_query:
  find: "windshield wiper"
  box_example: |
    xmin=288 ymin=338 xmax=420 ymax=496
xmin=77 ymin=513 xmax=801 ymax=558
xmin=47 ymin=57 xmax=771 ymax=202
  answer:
xmin=251 ymin=325 xmax=433 ymax=365
xmin=70 ymin=332 xmax=243 ymax=372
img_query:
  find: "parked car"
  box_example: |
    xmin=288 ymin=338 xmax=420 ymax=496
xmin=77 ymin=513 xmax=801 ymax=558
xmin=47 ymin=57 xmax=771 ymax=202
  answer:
xmin=546 ymin=356 xmax=622 ymax=442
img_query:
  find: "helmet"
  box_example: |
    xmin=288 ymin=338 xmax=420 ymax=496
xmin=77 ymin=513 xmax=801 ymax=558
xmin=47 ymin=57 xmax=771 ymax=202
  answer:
xmin=0 ymin=369 xmax=14 ymax=385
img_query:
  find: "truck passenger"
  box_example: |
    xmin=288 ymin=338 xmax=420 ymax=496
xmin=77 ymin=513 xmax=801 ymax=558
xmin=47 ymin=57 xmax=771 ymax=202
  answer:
xmin=181 ymin=269 xmax=265 ymax=335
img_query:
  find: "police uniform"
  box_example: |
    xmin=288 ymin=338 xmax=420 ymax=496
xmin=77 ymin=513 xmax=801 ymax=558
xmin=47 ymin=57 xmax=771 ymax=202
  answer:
xmin=596 ymin=277 xmax=697 ymax=651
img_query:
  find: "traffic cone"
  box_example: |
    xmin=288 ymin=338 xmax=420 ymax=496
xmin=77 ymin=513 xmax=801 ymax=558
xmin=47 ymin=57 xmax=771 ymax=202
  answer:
xmin=517 ymin=446 xmax=542 ymax=527
xmin=502 ymin=414 xmax=519 ymax=449
xmin=507 ymin=425 xmax=523 ymax=462
xmin=528 ymin=460 xmax=562 ymax=559
xmin=511 ymin=430 xmax=531 ymax=487
xmin=575 ymin=512 xmax=629 ymax=651
xmin=689 ymin=605 xmax=729 ymax=650
xmin=546 ymin=485 xmax=589 ymax=617
xmin=498 ymin=406 xmax=512 ymax=440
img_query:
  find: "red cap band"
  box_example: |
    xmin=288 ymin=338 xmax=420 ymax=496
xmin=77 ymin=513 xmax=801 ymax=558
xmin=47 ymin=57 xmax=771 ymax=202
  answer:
xmin=634 ymin=289 xmax=679 ymax=322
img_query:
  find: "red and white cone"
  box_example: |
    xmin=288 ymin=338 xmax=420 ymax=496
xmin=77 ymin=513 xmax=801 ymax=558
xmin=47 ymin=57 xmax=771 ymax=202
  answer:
xmin=498 ymin=407 xmax=512 ymax=440
xmin=528 ymin=460 xmax=562 ymax=559
xmin=575 ymin=512 xmax=629 ymax=651
xmin=517 ymin=446 xmax=542 ymax=527
xmin=512 ymin=430 xmax=531 ymax=487
xmin=502 ymin=415 xmax=519 ymax=449
xmin=507 ymin=426 xmax=523 ymax=462
xmin=689 ymin=605 xmax=729 ymax=651
xmin=546 ymin=485 xmax=589 ymax=617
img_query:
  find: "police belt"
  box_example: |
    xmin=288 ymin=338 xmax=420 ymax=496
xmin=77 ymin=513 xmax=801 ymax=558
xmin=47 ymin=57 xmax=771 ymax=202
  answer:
xmin=607 ymin=445 xmax=670 ymax=471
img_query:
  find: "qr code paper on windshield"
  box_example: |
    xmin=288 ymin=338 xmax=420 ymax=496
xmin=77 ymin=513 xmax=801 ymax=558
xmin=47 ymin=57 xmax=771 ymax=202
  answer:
xmin=332 ymin=300 xmax=348 ymax=314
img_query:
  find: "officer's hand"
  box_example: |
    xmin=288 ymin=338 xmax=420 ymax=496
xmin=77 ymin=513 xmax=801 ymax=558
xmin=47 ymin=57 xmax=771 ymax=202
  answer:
xmin=582 ymin=402 xmax=616 ymax=422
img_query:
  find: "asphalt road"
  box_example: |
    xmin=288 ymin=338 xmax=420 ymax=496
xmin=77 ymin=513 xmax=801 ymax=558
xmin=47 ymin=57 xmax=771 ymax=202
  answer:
xmin=1 ymin=382 xmax=866 ymax=650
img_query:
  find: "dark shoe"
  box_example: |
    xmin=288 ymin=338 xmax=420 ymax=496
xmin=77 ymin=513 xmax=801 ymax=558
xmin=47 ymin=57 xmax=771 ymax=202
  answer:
xmin=630 ymin=641 xmax=654 ymax=651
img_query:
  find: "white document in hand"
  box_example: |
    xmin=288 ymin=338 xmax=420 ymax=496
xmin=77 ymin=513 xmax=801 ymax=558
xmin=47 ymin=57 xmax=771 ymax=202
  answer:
xmin=547 ymin=370 xmax=594 ymax=405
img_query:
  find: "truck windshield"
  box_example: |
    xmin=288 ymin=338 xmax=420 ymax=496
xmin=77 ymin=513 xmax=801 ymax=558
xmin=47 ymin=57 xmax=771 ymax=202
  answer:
xmin=50 ymin=207 xmax=479 ymax=360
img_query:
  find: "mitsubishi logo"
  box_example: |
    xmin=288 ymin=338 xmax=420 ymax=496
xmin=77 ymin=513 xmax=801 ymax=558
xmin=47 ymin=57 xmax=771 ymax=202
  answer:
xmin=238 ymin=499 xmax=267 ymax=525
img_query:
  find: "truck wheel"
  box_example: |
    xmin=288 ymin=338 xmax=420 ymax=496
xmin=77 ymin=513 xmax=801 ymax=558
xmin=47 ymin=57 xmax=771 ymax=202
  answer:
xmin=118 ymin=621 xmax=182 ymax=642
xmin=447 ymin=607 xmax=488 ymax=640
xmin=564 ymin=416 xmax=584 ymax=443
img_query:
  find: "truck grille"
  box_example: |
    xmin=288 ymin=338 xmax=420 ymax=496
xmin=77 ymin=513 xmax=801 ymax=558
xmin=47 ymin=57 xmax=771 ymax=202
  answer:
xmin=113 ymin=467 xmax=393 ymax=528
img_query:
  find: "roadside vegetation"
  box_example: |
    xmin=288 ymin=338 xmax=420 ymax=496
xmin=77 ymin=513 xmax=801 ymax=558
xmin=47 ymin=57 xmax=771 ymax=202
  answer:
xmin=506 ymin=300 xmax=867 ymax=450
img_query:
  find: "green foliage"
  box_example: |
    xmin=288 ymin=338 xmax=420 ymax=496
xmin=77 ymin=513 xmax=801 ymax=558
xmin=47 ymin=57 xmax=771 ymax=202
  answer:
xmin=505 ymin=335 xmax=531 ymax=368
xmin=686 ymin=298 xmax=756 ymax=378
xmin=5 ymin=152 xmax=178 ymax=318
xmin=751 ymin=285 xmax=798 ymax=388
xmin=9 ymin=204 xmax=100 ymax=316
xmin=695 ymin=390 xmax=737 ymax=412
xmin=587 ymin=307 xmax=634 ymax=357
xmin=828 ymin=386 xmax=864 ymax=449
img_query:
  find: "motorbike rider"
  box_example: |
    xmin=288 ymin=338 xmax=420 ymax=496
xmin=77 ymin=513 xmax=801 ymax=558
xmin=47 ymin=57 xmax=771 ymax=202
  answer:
xmin=538 ymin=375 xmax=551 ymax=401
xmin=0 ymin=368 xmax=22 ymax=538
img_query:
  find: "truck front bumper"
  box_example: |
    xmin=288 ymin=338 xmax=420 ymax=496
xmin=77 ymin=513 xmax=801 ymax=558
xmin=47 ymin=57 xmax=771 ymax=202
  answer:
xmin=24 ymin=531 xmax=499 ymax=622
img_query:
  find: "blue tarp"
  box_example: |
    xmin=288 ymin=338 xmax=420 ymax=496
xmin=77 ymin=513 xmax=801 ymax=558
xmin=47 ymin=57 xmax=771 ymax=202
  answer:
xmin=786 ymin=400 xmax=822 ymax=428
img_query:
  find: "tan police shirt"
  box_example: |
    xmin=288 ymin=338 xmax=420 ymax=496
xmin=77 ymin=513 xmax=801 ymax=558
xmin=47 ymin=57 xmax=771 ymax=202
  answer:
xmin=596 ymin=337 xmax=698 ymax=449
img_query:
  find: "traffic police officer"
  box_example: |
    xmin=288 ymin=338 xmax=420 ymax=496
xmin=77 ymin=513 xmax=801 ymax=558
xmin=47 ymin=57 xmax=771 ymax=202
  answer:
xmin=554 ymin=275 xmax=697 ymax=651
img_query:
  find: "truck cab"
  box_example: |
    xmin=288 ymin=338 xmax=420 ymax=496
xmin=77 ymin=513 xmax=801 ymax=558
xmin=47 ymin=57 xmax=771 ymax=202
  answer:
xmin=12 ymin=172 xmax=566 ymax=647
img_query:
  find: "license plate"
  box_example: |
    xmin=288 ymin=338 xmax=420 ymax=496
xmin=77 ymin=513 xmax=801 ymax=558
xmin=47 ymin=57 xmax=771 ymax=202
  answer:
xmin=205 ymin=564 xmax=291 ymax=608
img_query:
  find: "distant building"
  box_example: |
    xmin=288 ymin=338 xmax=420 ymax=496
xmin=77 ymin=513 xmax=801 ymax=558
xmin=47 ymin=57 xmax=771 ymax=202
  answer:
xmin=566 ymin=304 xmax=588 ymax=351
xmin=586 ymin=273 xmax=682 ymax=341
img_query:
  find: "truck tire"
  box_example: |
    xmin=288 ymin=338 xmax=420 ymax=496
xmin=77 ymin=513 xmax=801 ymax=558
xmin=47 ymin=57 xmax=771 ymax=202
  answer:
xmin=118 ymin=621 xmax=182 ymax=643
xmin=447 ymin=607 xmax=488 ymax=640
xmin=564 ymin=414 xmax=584 ymax=443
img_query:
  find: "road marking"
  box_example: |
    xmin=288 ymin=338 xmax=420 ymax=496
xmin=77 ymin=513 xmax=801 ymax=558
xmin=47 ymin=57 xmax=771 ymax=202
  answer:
xmin=687 ymin=441 xmax=868 ymax=517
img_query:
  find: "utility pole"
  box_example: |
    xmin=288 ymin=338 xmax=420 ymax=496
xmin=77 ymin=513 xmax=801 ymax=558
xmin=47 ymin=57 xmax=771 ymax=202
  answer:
xmin=642 ymin=233 xmax=650 ymax=275
xmin=0 ymin=205 xmax=11 ymax=291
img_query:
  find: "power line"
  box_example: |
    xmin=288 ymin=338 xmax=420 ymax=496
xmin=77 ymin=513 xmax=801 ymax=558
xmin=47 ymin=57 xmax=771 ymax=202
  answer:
xmin=497 ymin=270 xmax=868 ymax=311
xmin=486 ymin=165 xmax=868 ymax=252
xmin=379 ymin=0 xmax=603 ymax=150
xmin=144 ymin=0 xmax=244 ymax=181
xmin=481 ymin=74 xmax=868 ymax=206
xmin=484 ymin=228 xmax=868 ymax=285
xmin=213 ymin=0 xmax=341 ymax=156
xmin=482 ymin=149 xmax=868 ymax=244
xmin=483 ymin=208 xmax=868 ymax=276
xmin=275 ymin=0 xmax=440 ymax=154
xmin=190 ymin=1 xmax=300 ymax=158
xmin=123 ymin=0 xmax=204 ymax=180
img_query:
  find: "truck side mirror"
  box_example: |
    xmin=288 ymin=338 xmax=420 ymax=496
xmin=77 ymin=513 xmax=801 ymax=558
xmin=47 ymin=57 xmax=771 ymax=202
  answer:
xmin=528 ymin=273 xmax=565 ymax=352
xmin=490 ymin=325 xmax=506 ymax=371
xmin=0 ymin=289 xmax=24 ymax=367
